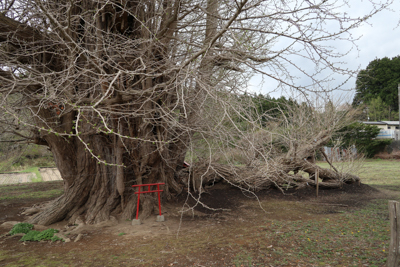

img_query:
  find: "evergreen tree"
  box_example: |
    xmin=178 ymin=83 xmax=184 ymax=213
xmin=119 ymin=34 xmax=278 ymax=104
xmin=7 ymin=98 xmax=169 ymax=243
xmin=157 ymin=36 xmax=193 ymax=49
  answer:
xmin=353 ymin=56 xmax=400 ymax=112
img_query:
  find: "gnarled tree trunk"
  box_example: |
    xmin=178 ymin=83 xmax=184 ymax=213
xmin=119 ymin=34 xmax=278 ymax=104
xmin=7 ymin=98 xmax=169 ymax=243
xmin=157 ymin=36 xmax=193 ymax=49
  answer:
xmin=29 ymin=126 xmax=184 ymax=225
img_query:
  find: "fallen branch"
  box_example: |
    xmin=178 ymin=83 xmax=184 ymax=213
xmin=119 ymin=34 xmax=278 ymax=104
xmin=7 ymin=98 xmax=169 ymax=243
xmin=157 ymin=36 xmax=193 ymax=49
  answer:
xmin=320 ymin=148 xmax=339 ymax=174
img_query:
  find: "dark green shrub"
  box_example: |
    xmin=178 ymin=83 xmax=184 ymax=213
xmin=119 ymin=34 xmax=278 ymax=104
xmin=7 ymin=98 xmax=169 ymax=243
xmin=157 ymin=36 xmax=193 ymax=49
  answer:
xmin=20 ymin=230 xmax=41 ymax=242
xmin=364 ymin=139 xmax=392 ymax=157
xmin=18 ymin=228 xmax=62 ymax=242
xmin=8 ymin=223 xmax=63 ymax=243
xmin=9 ymin=223 xmax=34 ymax=235
xmin=331 ymin=122 xmax=392 ymax=158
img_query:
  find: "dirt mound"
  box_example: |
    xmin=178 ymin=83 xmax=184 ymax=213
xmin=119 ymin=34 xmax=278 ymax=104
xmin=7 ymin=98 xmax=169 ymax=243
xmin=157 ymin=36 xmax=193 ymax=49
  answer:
xmin=176 ymin=182 xmax=381 ymax=216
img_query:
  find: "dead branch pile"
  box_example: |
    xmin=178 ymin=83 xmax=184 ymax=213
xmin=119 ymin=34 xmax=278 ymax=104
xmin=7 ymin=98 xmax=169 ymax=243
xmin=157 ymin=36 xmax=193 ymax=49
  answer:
xmin=182 ymin=128 xmax=361 ymax=193
xmin=184 ymin=160 xmax=360 ymax=193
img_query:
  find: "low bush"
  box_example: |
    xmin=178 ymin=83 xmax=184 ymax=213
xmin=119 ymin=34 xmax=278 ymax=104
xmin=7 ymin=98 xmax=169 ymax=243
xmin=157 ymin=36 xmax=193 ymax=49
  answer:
xmin=20 ymin=228 xmax=62 ymax=242
xmin=9 ymin=223 xmax=63 ymax=242
xmin=9 ymin=223 xmax=34 ymax=235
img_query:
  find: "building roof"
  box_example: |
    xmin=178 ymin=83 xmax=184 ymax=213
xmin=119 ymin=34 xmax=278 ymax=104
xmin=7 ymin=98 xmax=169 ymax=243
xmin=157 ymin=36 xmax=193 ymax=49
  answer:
xmin=362 ymin=121 xmax=400 ymax=126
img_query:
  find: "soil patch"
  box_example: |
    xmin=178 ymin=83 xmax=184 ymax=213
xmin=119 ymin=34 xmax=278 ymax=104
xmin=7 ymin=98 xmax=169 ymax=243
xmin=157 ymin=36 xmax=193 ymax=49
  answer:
xmin=0 ymin=173 xmax=35 ymax=185
xmin=0 ymin=181 xmax=387 ymax=266
xmin=183 ymin=182 xmax=382 ymax=214
xmin=39 ymin=168 xmax=62 ymax=182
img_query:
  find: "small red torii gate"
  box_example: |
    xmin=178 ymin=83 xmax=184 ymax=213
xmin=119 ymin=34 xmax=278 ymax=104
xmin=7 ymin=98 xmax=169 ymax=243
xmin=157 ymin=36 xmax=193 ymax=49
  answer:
xmin=132 ymin=183 xmax=165 ymax=221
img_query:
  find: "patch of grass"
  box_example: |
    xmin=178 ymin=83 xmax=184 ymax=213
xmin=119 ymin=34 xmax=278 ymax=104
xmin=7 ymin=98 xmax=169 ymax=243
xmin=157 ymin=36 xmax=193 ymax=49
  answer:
xmin=226 ymin=199 xmax=389 ymax=265
xmin=0 ymin=184 xmax=32 ymax=192
xmin=0 ymin=188 xmax=63 ymax=200
xmin=118 ymin=232 xmax=126 ymax=236
xmin=319 ymin=159 xmax=400 ymax=190
xmin=224 ymin=159 xmax=399 ymax=266
xmin=0 ymin=181 xmax=63 ymax=200
xmin=19 ymin=167 xmax=43 ymax=182
xmin=0 ymin=251 xmax=6 ymax=262
xmin=359 ymin=159 xmax=400 ymax=189
xmin=233 ymin=254 xmax=253 ymax=267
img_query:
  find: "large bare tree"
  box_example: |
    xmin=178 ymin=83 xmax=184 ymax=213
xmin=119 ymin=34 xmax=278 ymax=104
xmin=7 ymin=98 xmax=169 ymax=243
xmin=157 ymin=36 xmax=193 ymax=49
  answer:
xmin=0 ymin=0 xmax=390 ymax=225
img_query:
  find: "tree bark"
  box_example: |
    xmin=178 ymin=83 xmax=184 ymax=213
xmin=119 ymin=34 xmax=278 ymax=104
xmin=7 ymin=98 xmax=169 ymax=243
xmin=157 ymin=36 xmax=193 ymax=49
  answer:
xmin=28 ymin=131 xmax=183 ymax=225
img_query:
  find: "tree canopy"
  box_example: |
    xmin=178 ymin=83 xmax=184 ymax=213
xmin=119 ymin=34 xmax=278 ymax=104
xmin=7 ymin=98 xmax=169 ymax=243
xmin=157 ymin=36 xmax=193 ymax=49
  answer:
xmin=247 ymin=94 xmax=297 ymax=126
xmin=366 ymin=96 xmax=399 ymax=121
xmin=353 ymin=56 xmax=400 ymax=113
xmin=0 ymin=0 xmax=390 ymax=225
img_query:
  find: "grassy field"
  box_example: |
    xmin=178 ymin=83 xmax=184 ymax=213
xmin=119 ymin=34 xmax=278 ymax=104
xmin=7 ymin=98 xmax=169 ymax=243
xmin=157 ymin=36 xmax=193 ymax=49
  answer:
xmin=211 ymin=159 xmax=400 ymax=266
xmin=0 ymin=181 xmax=63 ymax=201
xmin=319 ymin=159 xmax=400 ymax=190
xmin=19 ymin=167 xmax=43 ymax=182
xmin=359 ymin=159 xmax=400 ymax=191
xmin=0 ymin=159 xmax=399 ymax=266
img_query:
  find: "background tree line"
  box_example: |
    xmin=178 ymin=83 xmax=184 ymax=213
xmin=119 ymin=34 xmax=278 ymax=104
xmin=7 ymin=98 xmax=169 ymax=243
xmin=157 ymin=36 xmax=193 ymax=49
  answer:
xmin=353 ymin=56 xmax=400 ymax=121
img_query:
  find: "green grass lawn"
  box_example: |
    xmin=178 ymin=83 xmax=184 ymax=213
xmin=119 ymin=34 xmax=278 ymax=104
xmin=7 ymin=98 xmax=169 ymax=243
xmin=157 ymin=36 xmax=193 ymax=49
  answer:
xmin=227 ymin=159 xmax=400 ymax=266
xmin=359 ymin=159 xmax=400 ymax=191
xmin=319 ymin=159 xmax=400 ymax=191
xmin=254 ymin=200 xmax=390 ymax=266
xmin=255 ymin=159 xmax=400 ymax=265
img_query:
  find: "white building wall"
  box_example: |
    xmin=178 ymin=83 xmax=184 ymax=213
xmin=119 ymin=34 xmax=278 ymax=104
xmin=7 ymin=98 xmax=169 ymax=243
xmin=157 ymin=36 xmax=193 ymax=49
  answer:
xmin=377 ymin=129 xmax=396 ymax=139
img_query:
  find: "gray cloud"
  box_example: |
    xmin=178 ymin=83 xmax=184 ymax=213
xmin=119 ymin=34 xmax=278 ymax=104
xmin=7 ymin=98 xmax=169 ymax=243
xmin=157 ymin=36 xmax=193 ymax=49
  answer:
xmin=250 ymin=1 xmax=400 ymax=102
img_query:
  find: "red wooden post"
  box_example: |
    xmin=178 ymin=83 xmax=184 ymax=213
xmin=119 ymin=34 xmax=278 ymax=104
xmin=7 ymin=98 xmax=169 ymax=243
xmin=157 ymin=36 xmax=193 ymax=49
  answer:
xmin=136 ymin=186 xmax=141 ymax=220
xmin=157 ymin=184 xmax=162 ymax=216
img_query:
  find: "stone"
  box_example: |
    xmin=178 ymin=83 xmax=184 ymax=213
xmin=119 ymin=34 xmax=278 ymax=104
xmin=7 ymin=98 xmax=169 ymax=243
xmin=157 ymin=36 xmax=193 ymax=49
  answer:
xmin=131 ymin=219 xmax=141 ymax=225
xmin=0 ymin=221 xmax=20 ymax=229
xmin=156 ymin=215 xmax=165 ymax=222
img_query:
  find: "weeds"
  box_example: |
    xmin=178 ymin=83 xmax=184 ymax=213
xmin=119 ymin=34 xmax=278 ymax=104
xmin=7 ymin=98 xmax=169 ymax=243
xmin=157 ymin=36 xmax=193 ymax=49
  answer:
xmin=233 ymin=254 xmax=253 ymax=267
xmin=9 ymin=223 xmax=34 ymax=235
xmin=9 ymin=223 xmax=63 ymax=242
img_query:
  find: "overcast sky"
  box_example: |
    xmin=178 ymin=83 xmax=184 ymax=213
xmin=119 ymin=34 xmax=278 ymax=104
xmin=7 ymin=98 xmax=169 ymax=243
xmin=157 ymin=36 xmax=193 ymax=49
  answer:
xmin=250 ymin=1 xmax=400 ymax=103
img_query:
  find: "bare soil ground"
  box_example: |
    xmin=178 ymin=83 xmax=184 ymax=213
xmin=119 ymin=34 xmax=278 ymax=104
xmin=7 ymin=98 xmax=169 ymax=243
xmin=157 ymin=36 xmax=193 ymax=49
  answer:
xmin=0 ymin=173 xmax=35 ymax=185
xmin=39 ymin=168 xmax=62 ymax=182
xmin=0 ymin=168 xmax=61 ymax=185
xmin=0 ymin=181 xmax=388 ymax=266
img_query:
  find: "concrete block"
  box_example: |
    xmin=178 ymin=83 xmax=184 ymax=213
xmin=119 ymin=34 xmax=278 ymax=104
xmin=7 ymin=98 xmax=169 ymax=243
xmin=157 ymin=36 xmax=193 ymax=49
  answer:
xmin=132 ymin=219 xmax=141 ymax=225
xmin=156 ymin=215 xmax=165 ymax=222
